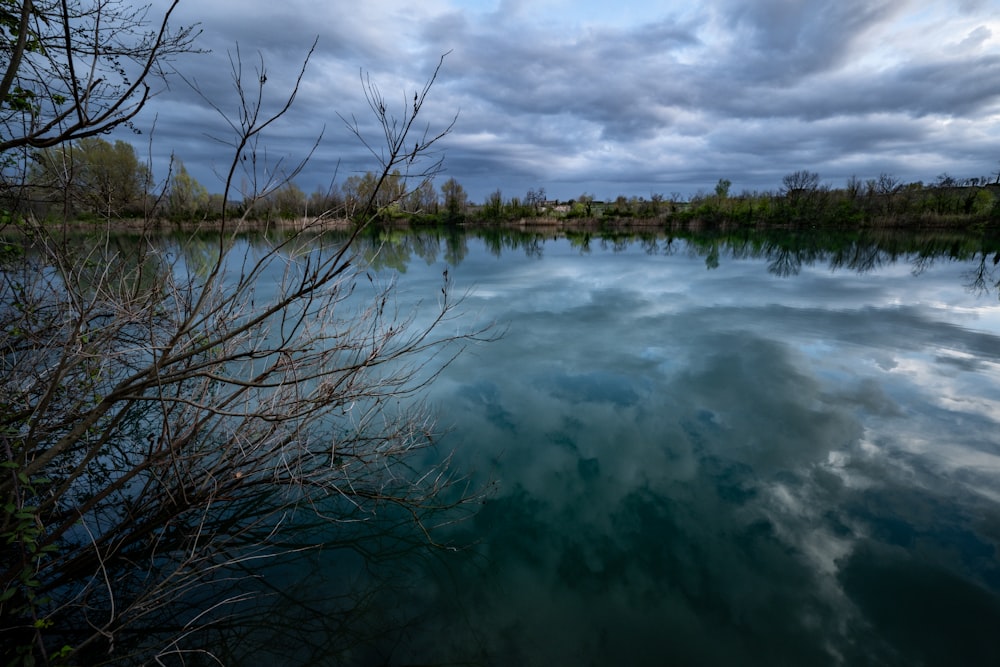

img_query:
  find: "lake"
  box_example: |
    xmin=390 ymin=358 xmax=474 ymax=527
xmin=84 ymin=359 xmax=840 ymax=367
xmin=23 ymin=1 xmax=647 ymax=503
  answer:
xmin=220 ymin=228 xmax=1000 ymax=665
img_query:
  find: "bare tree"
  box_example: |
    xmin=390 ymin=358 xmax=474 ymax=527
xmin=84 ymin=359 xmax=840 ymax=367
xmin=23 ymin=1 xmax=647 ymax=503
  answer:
xmin=339 ymin=53 xmax=457 ymax=220
xmin=845 ymin=175 xmax=863 ymax=200
xmin=875 ymin=172 xmax=902 ymax=195
xmin=781 ymin=170 xmax=820 ymax=195
xmin=0 ymin=1 xmax=199 ymax=153
xmin=0 ymin=46 xmax=489 ymax=666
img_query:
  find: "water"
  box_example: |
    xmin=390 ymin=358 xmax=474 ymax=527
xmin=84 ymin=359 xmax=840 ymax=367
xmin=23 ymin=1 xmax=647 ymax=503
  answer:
xmin=226 ymin=229 xmax=1000 ymax=665
xmin=340 ymin=230 xmax=1000 ymax=666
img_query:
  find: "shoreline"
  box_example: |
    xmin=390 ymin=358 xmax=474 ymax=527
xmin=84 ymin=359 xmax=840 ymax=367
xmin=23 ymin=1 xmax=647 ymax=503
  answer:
xmin=3 ymin=211 xmax=997 ymax=236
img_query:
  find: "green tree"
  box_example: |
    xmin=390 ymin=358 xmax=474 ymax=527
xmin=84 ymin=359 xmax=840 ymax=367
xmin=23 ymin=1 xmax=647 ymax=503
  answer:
xmin=381 ymin=168 xmax=406 ymax=210
xmin=342 ymin=171 xmax=380 ymax=215
xmin=972 ymin=188 xmax=995 ymax=216
xmin=167 ymin=158 xmax=209 ymax=219
xmin=206 ymin=192 xmax=231 ymax=219
xmin=568 ymin=200 xmax=588 ymax=218
xmin=29 ymin=137 xmax=149 ymax=218
xmin=308 ymin=184 xmax=343 ymax=218
xmin=482 ymin=188 xmax=504 ymax=221
xmin=715 ymin=178 xmax=732 ymax=199
xmin=405 ymin=179 xmax=438 ymax=215
xmin=440 ymin=177 xmax=467 ymax=221
xmin=266 ymin=181 xmax=306 ymax=219
xmin=341 ymin=169 xmax=407 ymax=219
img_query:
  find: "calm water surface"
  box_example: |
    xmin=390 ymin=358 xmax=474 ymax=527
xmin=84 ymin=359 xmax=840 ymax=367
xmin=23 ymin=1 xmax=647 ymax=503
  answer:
xmin=270 ymin=232 xmax=1000 ymax=666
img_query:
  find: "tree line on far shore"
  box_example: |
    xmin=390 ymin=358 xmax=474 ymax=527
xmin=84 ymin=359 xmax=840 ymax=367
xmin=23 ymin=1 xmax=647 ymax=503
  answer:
xmin=13 ymin=136 xmax=1000 ymax=228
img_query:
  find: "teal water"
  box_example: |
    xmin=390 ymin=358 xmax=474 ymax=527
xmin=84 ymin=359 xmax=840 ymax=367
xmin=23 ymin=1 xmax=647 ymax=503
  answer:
xmin=247 ymin=230 xmax=1000 ymax=666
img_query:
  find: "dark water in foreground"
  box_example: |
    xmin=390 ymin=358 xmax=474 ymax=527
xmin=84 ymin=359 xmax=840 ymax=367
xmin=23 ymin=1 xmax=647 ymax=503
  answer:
xmin=255 ymin=230 xmax=1000 ymax=666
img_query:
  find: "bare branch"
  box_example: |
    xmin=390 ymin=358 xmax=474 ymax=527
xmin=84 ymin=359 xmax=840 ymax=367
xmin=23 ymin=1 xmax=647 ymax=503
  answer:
xmin=1 ymin=46 xmax=491 ymax=664
xmin=0 ymin=0 xmax=201 ymax=154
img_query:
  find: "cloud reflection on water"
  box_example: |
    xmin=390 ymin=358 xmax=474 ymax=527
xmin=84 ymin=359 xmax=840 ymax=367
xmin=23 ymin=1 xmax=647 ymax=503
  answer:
xmin=372 ymin=236 xmax=1000 ymax=665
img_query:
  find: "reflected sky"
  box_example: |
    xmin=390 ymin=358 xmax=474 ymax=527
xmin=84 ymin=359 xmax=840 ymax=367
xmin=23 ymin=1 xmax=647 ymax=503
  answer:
xmin=337 ymin=234 xmax=1000 ymax=666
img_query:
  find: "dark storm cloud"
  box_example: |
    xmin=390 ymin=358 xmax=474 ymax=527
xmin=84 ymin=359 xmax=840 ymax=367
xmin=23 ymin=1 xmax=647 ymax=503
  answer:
xmin=125 ymin=1 xmax=1000 ymax=200
xmin=716 ymin=0 xmax=900 ymax=80
xmin=427 ymin=18 xmax=700 ymax=143
xmin=719 ymin=54 xmax=1000 ymax=122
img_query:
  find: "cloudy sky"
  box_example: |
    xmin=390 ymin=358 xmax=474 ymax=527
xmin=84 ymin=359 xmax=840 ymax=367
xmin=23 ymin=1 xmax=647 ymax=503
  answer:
xmin=128 ymin=0 xmax=1000 ymax=202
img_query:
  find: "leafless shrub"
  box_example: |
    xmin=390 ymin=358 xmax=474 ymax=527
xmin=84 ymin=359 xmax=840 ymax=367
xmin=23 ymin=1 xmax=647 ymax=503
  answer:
xmin=0 ymin=43 xmax=491 ymax=665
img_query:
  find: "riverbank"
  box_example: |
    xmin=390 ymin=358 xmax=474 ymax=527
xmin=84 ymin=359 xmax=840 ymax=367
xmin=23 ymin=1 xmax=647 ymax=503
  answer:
xmin=4 ymin=207 xmax=999 ymax=237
